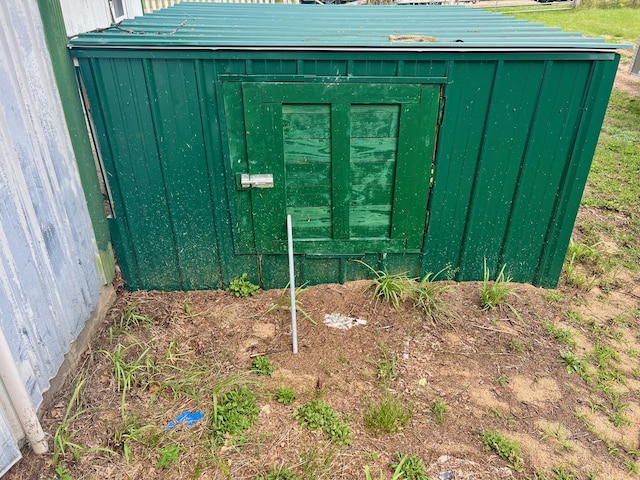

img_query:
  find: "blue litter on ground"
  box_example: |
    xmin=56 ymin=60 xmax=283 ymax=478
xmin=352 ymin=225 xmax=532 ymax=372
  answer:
xmin=165 ymin=410 xmax=205 ymax=430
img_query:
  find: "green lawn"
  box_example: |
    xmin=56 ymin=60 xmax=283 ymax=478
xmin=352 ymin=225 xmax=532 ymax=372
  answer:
xmin=497 ymin=6 xmax=640 ymax=43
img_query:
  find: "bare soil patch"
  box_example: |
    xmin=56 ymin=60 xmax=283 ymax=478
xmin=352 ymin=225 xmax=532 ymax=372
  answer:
xmin=6 ymin=274 xmax=640 ymax=480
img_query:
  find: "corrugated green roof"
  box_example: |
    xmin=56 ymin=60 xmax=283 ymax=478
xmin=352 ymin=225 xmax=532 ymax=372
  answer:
xmin=69 ymin=3 xmax=628 ymax=51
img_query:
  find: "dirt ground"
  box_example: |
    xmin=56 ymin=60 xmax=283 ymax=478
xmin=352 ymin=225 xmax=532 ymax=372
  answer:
xmin=5 ymin=267 xmax=640 ymax=480
xmin=5 ymin=50 xmax=640 ymax=480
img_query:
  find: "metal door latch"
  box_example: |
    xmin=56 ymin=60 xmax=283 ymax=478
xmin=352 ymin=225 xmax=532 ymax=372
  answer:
xmin=239 ymin=173 xmax=274 ymax=189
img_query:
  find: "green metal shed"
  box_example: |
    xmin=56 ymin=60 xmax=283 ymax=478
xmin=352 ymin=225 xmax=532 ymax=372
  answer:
xmin=69 ymin=3 xmax=625 ymax=290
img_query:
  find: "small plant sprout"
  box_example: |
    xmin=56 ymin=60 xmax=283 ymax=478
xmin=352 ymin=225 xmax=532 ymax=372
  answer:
xmin=266 ymin=284 xmax=317 ymax=325
xmin=364 ymin=393 xmax=412 ymax=435
xmin=274 ymin=386 xmax=296 ymax=405
xmin=374 ymin=343 xmax=398 ymax=384
xmin=251 ymin=355 xmax=274 ymax=376
xmin=226 ymin=273 xmax=260 ymax=298
xmin=432 ymin=400 xmax=447 ymax=425
xmin=541 ymin=424 xmax=574 ymax=451
xmin=551 ymin=464 xmax=578 ymax=480
xmin=390 ymin=452 xmax=430 ymax=480
xmin=559 ymin=351 xmax=586 ymax=375
xmin=480 ymin=259 xmax=523 ymax=322
xmin=155 ymin=445 xmax=180 ymax=469
xmin=480 ymin=430 xmax=524 ymax=472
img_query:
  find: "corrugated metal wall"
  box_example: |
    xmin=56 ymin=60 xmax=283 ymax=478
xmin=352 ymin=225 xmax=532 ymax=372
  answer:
xmin=0 ymin=1 xmax=104 ymax=474
xmin=73 ymin=51 xmax=617 ymax=290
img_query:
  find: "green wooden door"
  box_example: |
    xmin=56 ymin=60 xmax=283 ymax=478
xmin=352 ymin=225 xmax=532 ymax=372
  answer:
xmin=224 ymin=81 xmax=441 ymax=255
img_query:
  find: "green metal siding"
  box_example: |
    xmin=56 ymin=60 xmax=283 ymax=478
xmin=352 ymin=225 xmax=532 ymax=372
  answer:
xmin=69 ymin=4 xmax=622 ymax=290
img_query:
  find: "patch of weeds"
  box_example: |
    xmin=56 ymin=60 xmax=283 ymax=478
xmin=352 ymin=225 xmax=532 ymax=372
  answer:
xmin=551 ymin=464 xmax=577 ymax=480
xmin=251 ymin=355 xmax=274 ymax=377
xmin=274 ymin=386 xmax=296 ymax=405
xmin=100 ymin=340 xmax=157 ymax=417
xmin=113 ymin=417 xmax=159 ymax=463
xmin=52 ymin=378 xmax=115 ymax=467
xmin=211 ymin=385 xmax=259 ymax=446
xmin=625 ymin=461 xmax=640 ymax=475
xmin=531 ymin=469 xmax=547 ymax=480
xmin=591 ymin=344 xmax=619 ymax=369
xmin=155 ymin=445 xmax=180 ymax=469
xmin=480 ymin=429 xmax=524 ymax=472
xmin=409 ymin=266 xmax=453 ymax=322
xmin=364 ymin=393 xmax=412 ymax=435
xmin=563 ymin=239 xmax=601 ymax=291
xmin=432 ymin=400 xmax=447 ymax=425
xmin=480 ymin=259 xmax=522 ymax=323
xmin=541 ymin=424 xmax=574 ymax=451
xmin=266 ymin=284 xmax=317 ymax=325
xmin=542 ymin=290 xmax=565 ymax=304
xmin=390 ymin=452 xmax=430 ymax=480
xmin=544 ymin=321 xmax=576 ymax=349
xmin=54 ymin=465 xmax=72 ymax=480
xmin=488 ymin=408 xmax=515 ymax=425
xmin=257 ymin=466 xmax=301 ymax=480
xmin=356 ymin=260 xmax=415 ymax=310
xmin=110 ymin=305 xmax=151 ymax=339
xmin=294 ymin=398 xmax=352 ymax=446
xmin=374 ymin=343 xmax=398 ymax=384
xmin=560 ymin=351 xmax=586 ymax=375
xmin=227 ymin=273 xmax=260 ymax=298
xmin=299 ymin=442 xmax=337 ymax=480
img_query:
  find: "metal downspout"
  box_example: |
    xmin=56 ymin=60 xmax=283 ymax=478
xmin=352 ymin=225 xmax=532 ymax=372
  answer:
xmin=0 ymin=328 xmax=48 ymax=455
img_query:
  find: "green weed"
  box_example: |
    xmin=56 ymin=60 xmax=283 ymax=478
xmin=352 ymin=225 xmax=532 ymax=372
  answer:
xmin=155 ymin=445 xmax=180 ymax=469
xmin=541 ymin=424 xmax=574 ymax=451
xmin=432 ymin=400 xmax=447 ymax=425
xmin=390 ymin=452 xmax=430 ymax=480
xmin=410 ymin=266 xmax=452 ymax=322
xmin=113 ymin=418 xmax=159 ymax=463
xmin=374 ymin=343 xmax=399 ymax=384
xmin=560 ymin=351 xmax=586 ymax=375
xmin=294 ymin=398 xmax=352 ymax=446
xmin=480 ymin=259 xmax=522 ymax=322
xmin=542 ymin=290 xmax=565 ymax=304
xmin=299 ymin=442 xmax=337 ymax=480
xmin=257 ymin=466 xmax=301 ymax=480
xmin=210 ymin=385 xmax=259 ymax=446
xmin=100 ymin=341 xmax=157 ymax=417
xmin=480 ymin=430 xmax=524 ymax=472
xmin=266 ymin=284 xmax=317 ymax=325
xmin=356 ymin=260 xmax=414 ymax=310
xmin=252 ymin=355 xmax=274 ymax=376
xmin=364 ymin=393 xmax=412 ymax=435
xmin=551 ymin=464 xmax=577 ymax=480
xmin=544 ymin=321 xmax=577 ymax=349
xmin=52 ymin=378 xmax=115 ymax=467
xmin=227 ymin=273 xmax=260 ymax=298
xmin=274 ymin=386 xmax=296 ymax=405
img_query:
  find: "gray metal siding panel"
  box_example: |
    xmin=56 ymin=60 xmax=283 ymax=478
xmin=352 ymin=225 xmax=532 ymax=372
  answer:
xmin=0 ymin=1 xmax=103 ymax=473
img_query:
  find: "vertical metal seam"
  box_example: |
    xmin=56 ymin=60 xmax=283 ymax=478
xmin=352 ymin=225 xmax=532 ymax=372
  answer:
xmin=496 ymin=59 xmax=553 ymax=271
xmin=141 ymin=57 xmax=185 ymax=289
xmin=456 ymin=59 xmax=502 ymax=277
xmin=194 ymin=58 xmax=225 ymax=287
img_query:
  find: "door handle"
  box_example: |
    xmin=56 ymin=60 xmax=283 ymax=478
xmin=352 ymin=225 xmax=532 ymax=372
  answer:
xmin=239 ymin=173 xmax=274 ymax=189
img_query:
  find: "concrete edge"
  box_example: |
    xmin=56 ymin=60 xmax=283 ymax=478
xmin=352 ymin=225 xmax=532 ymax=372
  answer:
xmin=39 ymin=283 xmax=116 ymax=413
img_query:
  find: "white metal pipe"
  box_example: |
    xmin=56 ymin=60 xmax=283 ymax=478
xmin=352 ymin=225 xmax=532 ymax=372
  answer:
xmin=0 ymin=327 xmax=48 ymax=454
xmin=286 ymin=215 xmax=298 ymax=354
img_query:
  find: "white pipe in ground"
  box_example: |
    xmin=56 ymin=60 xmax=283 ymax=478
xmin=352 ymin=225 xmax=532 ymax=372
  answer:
xmin=287 ymin=214 xmax=298 ymax=354
xmin=0 ymin=327 xmax=48 ymax=454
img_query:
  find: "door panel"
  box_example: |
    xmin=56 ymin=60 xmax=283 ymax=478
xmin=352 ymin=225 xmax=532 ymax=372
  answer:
xmin=223 ymin=81 xmax=440 ymax=255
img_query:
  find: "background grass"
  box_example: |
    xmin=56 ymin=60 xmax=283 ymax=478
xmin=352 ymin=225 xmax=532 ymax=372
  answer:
xmin=494 ymin=6 xmax=640 ymax=43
